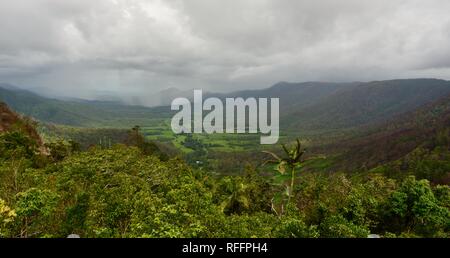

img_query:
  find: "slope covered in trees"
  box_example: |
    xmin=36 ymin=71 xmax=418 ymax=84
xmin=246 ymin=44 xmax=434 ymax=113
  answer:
xmin=283 ymin=79 xmax=450 ymax=134
xmin=0 ymin=103 xmax=449 ymax=238
xmin=0 ymin=85 xmax=171 ymax=128
xmin=2 ymin=79 xmax=450 ymax=136
xmin=310 ymin=93 xmax=450 ymax=183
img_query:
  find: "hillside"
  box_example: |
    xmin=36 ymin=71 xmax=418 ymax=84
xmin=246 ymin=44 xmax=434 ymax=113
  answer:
xmin=283 ymin=79 xmax=450 ymax=133
xmin=0 ymin=101 xmax=46 ymax=153
xmin=3 ymin=79 xmax=450 ymax=135
xmin=0 ymin=102 xmax=21 ymax=133
xmin=184 ymin=79 xmax=450 ymax=138
xmin=1 ymin=91 xmax=449 ymax=239
xmin=1 ymin=103 xmax=449 ymax=238
xmin=0 ymin=85 xmax=171 ymax=128
xmin=2 ymin=79 xmax=450 ymax=159
xmin=313 ymin=94 xmax=450 ymax=179
xmin=0 ymin=102 xmax=41 ymax=142
xmin=210 ymin=81 xmax=357 ymax=113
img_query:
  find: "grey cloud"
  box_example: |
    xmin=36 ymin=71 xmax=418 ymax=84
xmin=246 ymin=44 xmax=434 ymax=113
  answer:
xmin=1 ymin=0 xmax=450 ymax=104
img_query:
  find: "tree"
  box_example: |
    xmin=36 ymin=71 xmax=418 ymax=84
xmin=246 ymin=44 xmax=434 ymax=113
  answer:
xmin=263 ymin=139 xmax=305 ymax=214
xmin=0 ymin=199 xmax=16 ymax=237
xmin=14 ymin=188 xmax=59 ymax=238
xmin=384 ymin=176 xmax=450 ymax=237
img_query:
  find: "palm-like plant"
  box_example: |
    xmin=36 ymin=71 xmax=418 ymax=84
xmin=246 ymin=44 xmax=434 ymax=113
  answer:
xmin=263 ymin=138 xmax=305 ymax=203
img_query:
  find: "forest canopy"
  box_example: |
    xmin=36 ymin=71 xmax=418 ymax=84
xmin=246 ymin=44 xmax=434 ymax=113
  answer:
xmin=0 ymin=124 xmax=448 ymax=238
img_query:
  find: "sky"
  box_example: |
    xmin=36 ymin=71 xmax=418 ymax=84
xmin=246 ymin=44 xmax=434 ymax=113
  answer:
xmin=1 ymin=0 xmax=450 ymax=103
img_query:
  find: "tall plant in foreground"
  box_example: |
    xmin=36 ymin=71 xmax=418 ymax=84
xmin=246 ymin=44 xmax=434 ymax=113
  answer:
xmin=263 ymin=139 xmax=305 ymax=214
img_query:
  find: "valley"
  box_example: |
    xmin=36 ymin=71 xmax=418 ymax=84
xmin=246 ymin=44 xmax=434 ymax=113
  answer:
xmin=1 ymin=78 xmax=450 ymax=238
xmin=3 ymin=78 xmax=450 ymax=174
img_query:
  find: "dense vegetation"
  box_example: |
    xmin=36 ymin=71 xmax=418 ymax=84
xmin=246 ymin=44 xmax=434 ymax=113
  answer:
xmin=0 ymin=122 xmax=448 ymax=238
xmin=1 ymin=79 xmax=450 ymax=238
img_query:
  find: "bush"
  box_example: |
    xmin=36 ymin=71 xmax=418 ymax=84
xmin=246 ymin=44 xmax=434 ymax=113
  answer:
xmin=319 ymin=214 xmax=370 ymax=238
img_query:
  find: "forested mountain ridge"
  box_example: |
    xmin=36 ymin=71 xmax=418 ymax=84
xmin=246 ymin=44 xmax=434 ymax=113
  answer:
xmin=209 ymin=81 xmax=358 ymax=113
xmin=0 ymin=85 xmax=171 ymax=128
xmin=2 ymin=79 xmax=450 ymax=136
xmin=306 ymin=93 xmax=450 ymax=184
xmin=283 ymin=79 xmax=450 ymax=132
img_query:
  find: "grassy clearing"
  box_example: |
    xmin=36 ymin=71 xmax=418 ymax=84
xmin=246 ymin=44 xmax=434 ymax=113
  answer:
xmin=141 ymin=121 xmax=290 ymax=153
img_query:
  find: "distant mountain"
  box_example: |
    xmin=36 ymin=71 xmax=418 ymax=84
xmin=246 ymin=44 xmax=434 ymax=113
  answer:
xmin=0 ymin=86 xmax=172 ymax=128
xmin=204 ymin=79 xmax=450 ymax=136
xmin=281 ymin=79 xmax=450 ymax=133
xmin=2 ymin=79 xmax=450 ymax=134
xmin=0 ymin=83 xmax=22 ymax=91
xmin=320 ymin=92 xmax=450 ymax=171
xmin=208 ymin=81 xmax=357 ymax=113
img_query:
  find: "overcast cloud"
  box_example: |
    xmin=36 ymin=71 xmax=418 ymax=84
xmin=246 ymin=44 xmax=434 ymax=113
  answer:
xmin=1 ymin=0 xmax=450 ymax=102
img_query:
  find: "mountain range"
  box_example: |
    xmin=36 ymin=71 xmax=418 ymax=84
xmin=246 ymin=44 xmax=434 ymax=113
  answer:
xmin=1 ymin=79 xmax=450 ymax=136
xmin=0 ymin=83 xmax=171 ymax=128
